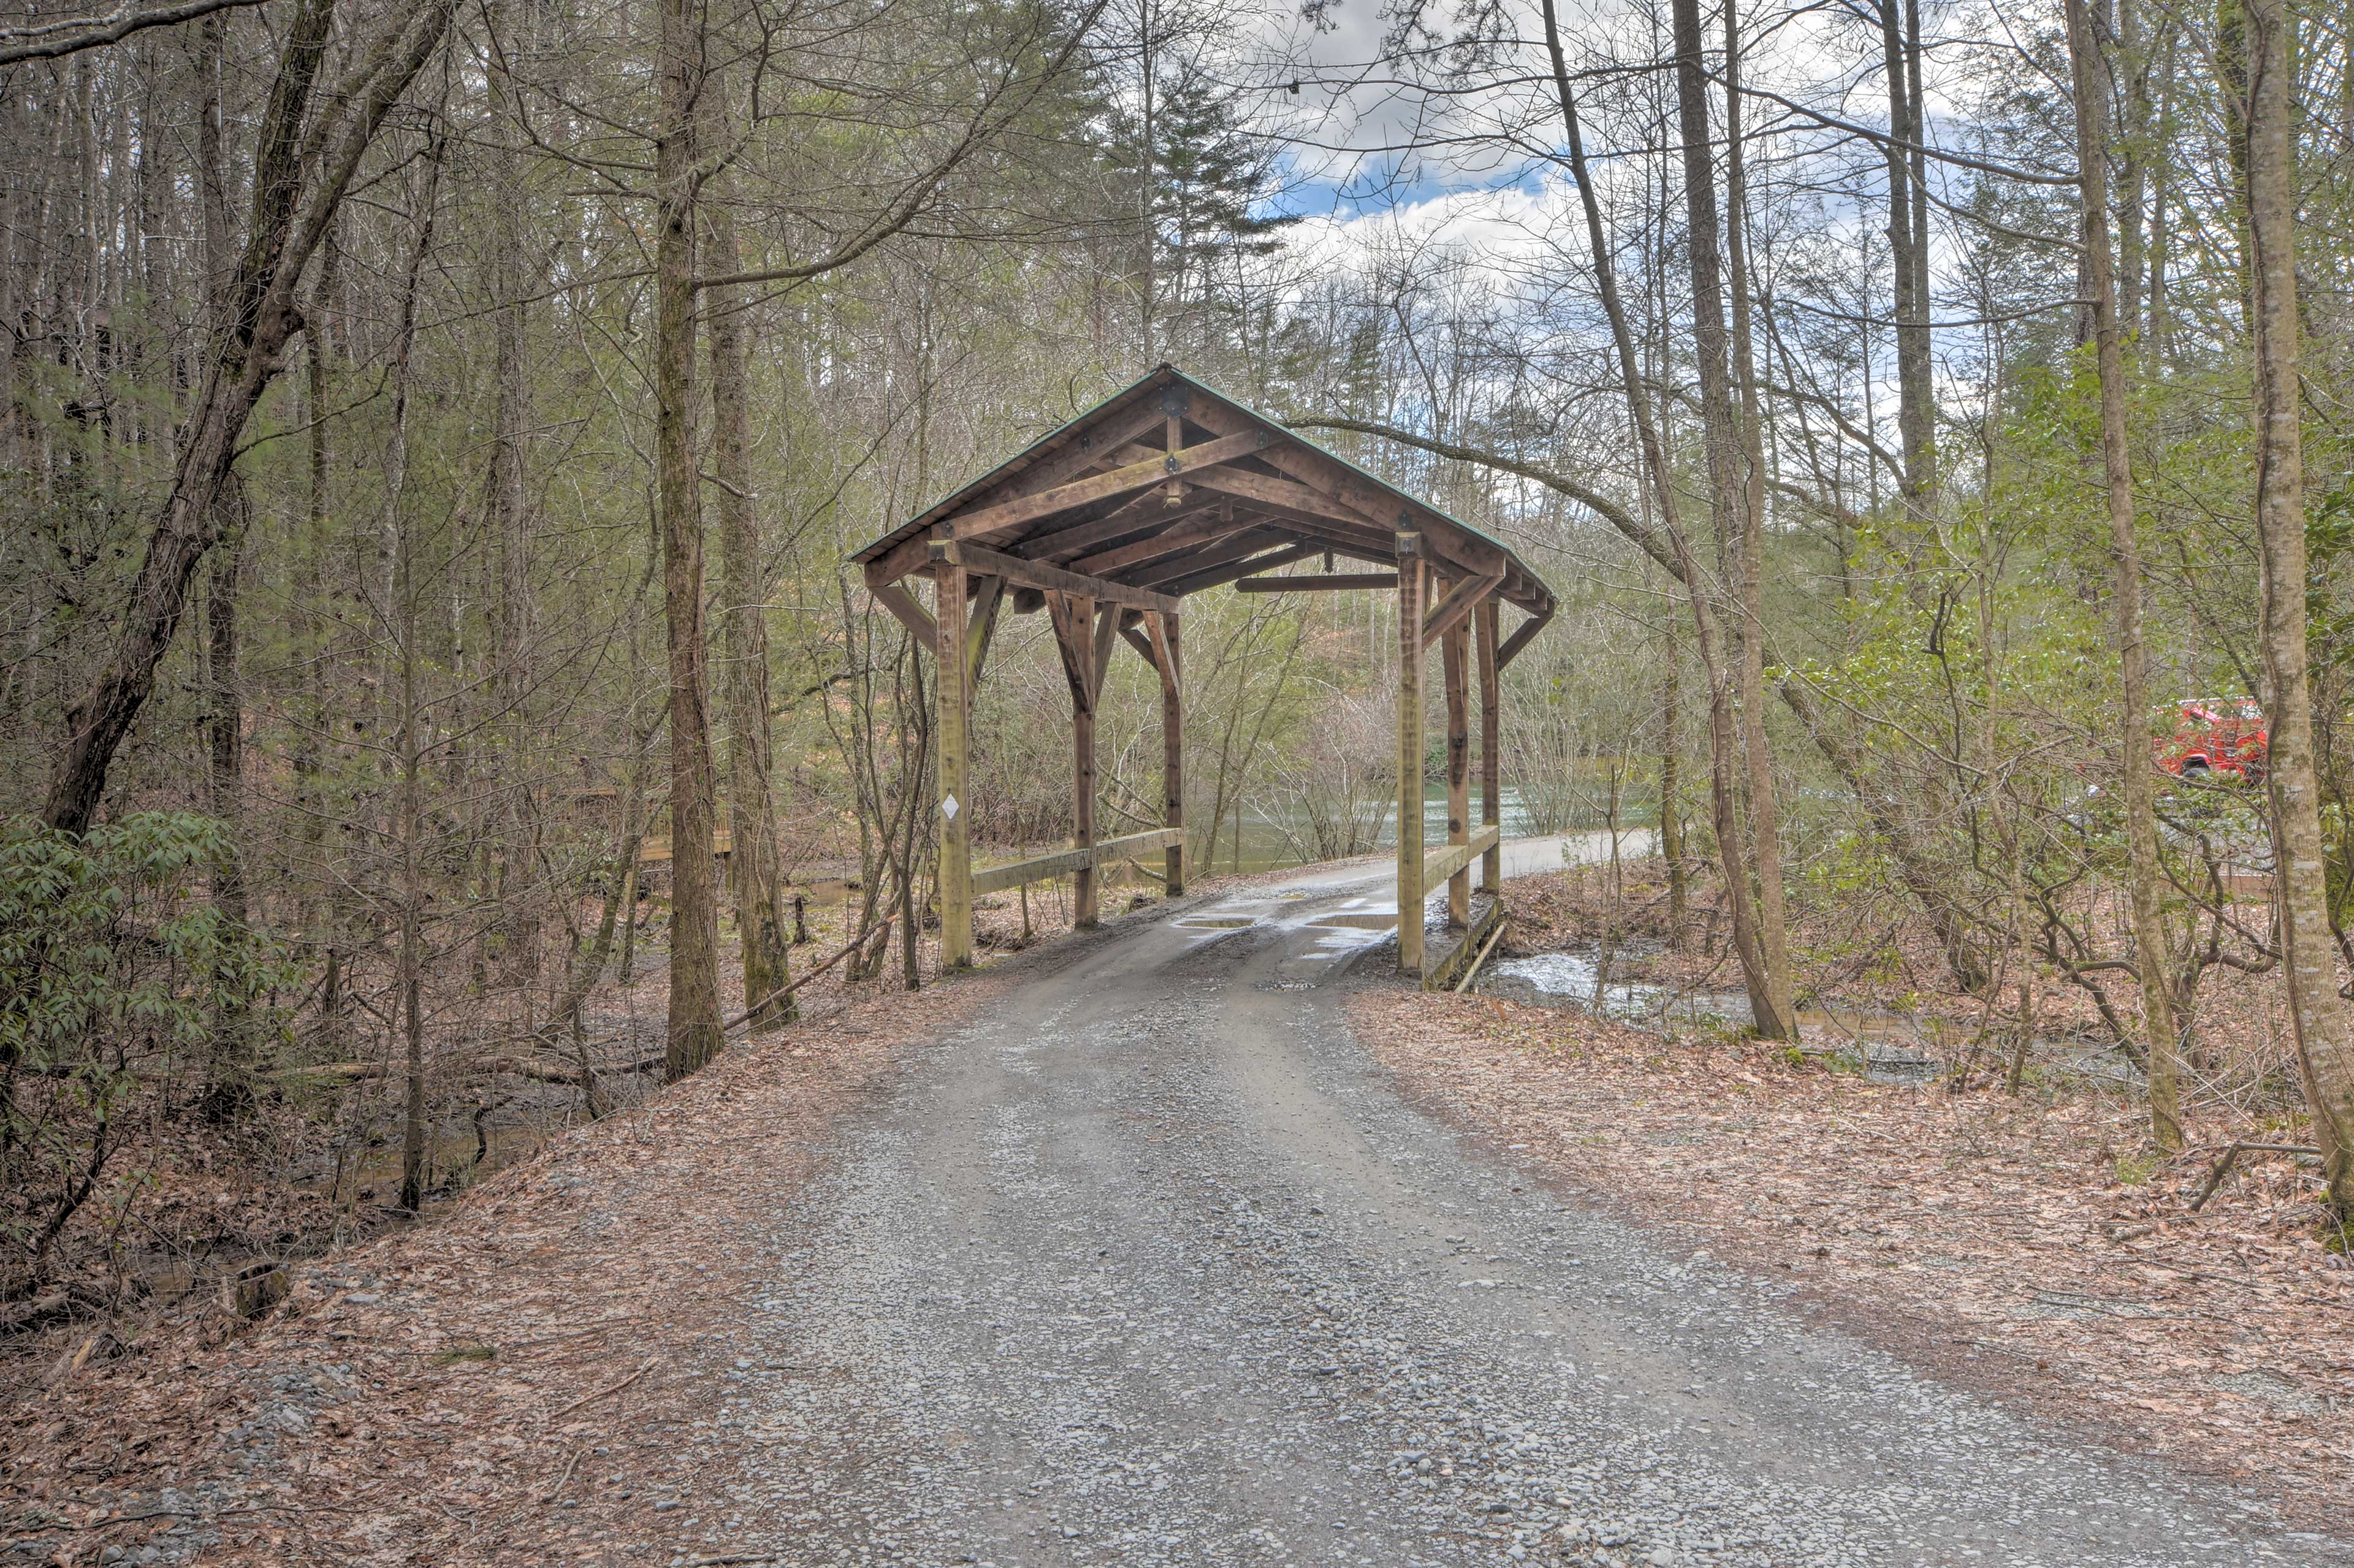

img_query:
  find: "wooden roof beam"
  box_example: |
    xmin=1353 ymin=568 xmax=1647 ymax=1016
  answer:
xmin=1118 ymin=607 xmax=1159 ymax=670
xmin=1070 ymin=513 xmax=1258 ymax=577
xmin=1100 ymin=442 xmax=1407 ymax=552
xmin=1177 ymin=462 xmax=1384 ymax=532
xmin=863 ymin=394 xmax=1186 ymax=587
xmin=1019 ymin=491 xmax=1225 ymax=561
xmin=1009 ymin=400 xmax=1174 ymax=493
xmin=1422 ymin=571 xmax=1503 ymax=650
xmin=953 ymin=395 xmax=1176 ymax=527
xmin=1158 ymin=541 xmax=1324 ymax=598
xmin=932 ymin=539 xmax=1181 ymax=615
xmin=1130 ymin=527 xmax=1289 ymax=588
xmin=940 ymin=430 xmax=1270 ymax=543
xmin=1496 ymin=603 xmax=1555 ymax=668
xmin=1235 ymin=504 xmax=1398 ymax=560
xmin=1183 ymin=400 xmax=1507 ymax=581
xmin=1236 ymin=572 xmax=1398 ymax=592
xmin=1039 ymin=493 xmax=1228 ymax=559
xmin=871 ymin=580 xmax=936 ymax=644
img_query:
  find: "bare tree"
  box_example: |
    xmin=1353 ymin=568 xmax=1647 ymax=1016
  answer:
xmin=2065 ymin=0 xmax=2182 ymax=1152
xmin=42 ymin=0 xmax=459 ymax=835
xmin=704 ymin=77 xmax=793 ymax=1031
xmin=2241 ymin=0 xmax=2354 ymax=1216
xmin=652 ymin=0 xmax=723 ymax=1079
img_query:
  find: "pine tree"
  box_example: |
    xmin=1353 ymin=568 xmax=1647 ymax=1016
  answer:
xmin=1117 ymin=59 xmax=1296 ymax=361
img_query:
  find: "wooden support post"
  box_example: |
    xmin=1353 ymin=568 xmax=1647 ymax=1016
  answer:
xmin=1091 ymin=601 xmax=1121 ymax=697
xmin=1056 ymin=593 xmax=1102 ymax=929
xmin=934 ymin=558 xmax=973 ymax=969
xmin=872 ymin=580 xmax=937 ymax=645
xmin=1396 ymin=533 xmax=1427 ymax=978
xmin=967 ymin=573 xmax=1004 ymax=685
xmin=1150 ymin=611 xmax=1184 ymax=894
xmin=1119 ymin=612 xmax=1157 ymax=668
xmin=1442 ymin=599 xmax=1471 ymax=928
xmin=1477 ymin=597 xmax=1502 ymax=894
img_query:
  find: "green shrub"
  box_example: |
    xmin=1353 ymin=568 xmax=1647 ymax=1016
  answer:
xmin=1 ymin=813 xmax=287 ymax=1296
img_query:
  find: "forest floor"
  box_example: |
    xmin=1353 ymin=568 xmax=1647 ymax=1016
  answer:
xmin=1354 ymin=866 xmax=2349 ymax=1521
xmin=1 ymin=851 xmax=2344 ymax=1564
xmin=0 ymin=927 xmax=1026 ymax=1566
xmin=0 ymin=874 xmax=1205 ymax=1567
xmin=0 ymin=861 xmax=1140 ymax=1369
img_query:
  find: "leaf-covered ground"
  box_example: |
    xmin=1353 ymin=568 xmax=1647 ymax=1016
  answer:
xmin=0 ymin=957 xmax=1018 ymax=1566
xmin=8 ymin=858 xmax=2344 ymax=1561
xmin=0 ymin=873 xmax=1201 ymax=1567
xmin=1350 ymin=981 xmax=2350 ymax=1528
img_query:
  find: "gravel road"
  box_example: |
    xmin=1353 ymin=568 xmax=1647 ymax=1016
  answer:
xmin=665 ymin=858 xmax=2345 ymax=1568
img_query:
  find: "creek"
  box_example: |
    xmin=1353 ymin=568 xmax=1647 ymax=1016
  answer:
xmin=1476 ymin=945 xmax=2141 ymax=1087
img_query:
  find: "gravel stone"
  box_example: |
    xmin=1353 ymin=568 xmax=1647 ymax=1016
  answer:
xmin=663 ymin=861 xmax=2347 ymax=1566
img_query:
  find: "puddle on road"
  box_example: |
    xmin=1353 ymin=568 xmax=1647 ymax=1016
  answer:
xmin=1173 ymin=892 xmax=1401 ymax=988
xmin=1309 ymin=911 xmax=1399 ymax=931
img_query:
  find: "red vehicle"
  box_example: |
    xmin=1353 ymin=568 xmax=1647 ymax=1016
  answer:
xmin=2154 ymin=696 xmax=2268 ymax=783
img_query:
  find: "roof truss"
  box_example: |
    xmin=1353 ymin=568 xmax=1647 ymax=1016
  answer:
xmin=853 ymin=366 xmax=1554 ymax=633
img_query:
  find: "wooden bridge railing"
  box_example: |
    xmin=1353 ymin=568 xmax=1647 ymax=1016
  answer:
xmin=1422 ymin=825 xmax=1501 ymax=891
xmin=1393 ymin=535 xmax=1509 ymax=980
xmin=972 ymin=829 xmax=1185 ymax=897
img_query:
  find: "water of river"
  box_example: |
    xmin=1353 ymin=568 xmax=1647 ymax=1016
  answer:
xmin=1208 ymin=788 xmax=1645 ymax=876
xmin=1476 ymin=946 xmax=2143 ymax=1087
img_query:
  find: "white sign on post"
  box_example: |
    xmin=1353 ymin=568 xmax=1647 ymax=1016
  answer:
xmin=942 ymin=795 xmax=960 ymax=820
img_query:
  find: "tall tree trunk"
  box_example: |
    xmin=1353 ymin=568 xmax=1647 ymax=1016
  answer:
xmin=1668 ymin=0 xmax=1797 ymax=1037
xmin=1903 ymin=0 xmax=1929 ymax=417
xmin=395 ymin=519 xmax=427 ymax=1212
xmin=1878 ymin=0 xmax=1935 ymax=509
xmin=195 ymin=11 xmax=243 ymax=931
xmin=1719 ymin=0 xmax=1799 ymax=1036
xmin=2214 ymin=0 xmax=2255 ymax=333
xmin=1660 ymin=622 xmax=1686 ymax=934
xmin=204 ymin=510 xmax=244 ymax=924
xmin=192 ymin=9 xmax=254 ymax=1113
xmin=389 ymin=135 xmax=443 ymax=1214
xmin=2116 ymin=0 xmax=2150 ymax=332
xmin=1135 ymin=0 xmax=1156 ymax=361
xmin=2066 ymin=0 xmax=2182 ymax=1152
xmin=703 ymin=96 xmax=793 ymax=1029
xmin=656 ymin=0 xmax=723 ymax=1080
xmin=2145 ymin=40 xmax=2176 ymax=356
xmin=2242 ymin=0 xmax=2354 ymax=1216
xmin=298 ymin=223 xmax=340 ymax=989
xmin=1540 ymin=0 xmax=1787 ymax=1034
xmin=199 ymin=486 xmax=253 ymax=1117
xmin=486 ymin=0 xmax=539 ymax=979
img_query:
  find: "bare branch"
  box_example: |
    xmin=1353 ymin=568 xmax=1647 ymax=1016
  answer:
xmin=0 ymin=0 xmax=272 ymax=65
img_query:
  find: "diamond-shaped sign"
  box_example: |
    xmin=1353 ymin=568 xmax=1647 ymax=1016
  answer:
xmin=942 ymin=795 xmax=960 ymax=820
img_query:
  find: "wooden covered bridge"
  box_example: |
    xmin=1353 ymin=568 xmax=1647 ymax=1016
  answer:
xmin=852 ymin=366 xmax=1557 ymax=983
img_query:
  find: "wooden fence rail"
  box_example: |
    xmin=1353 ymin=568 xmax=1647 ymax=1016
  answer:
xmin=1422 ymin=825 xmax=1500 ymax=890
xmin=971 ymin=829 xmax=1186 ymax=897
